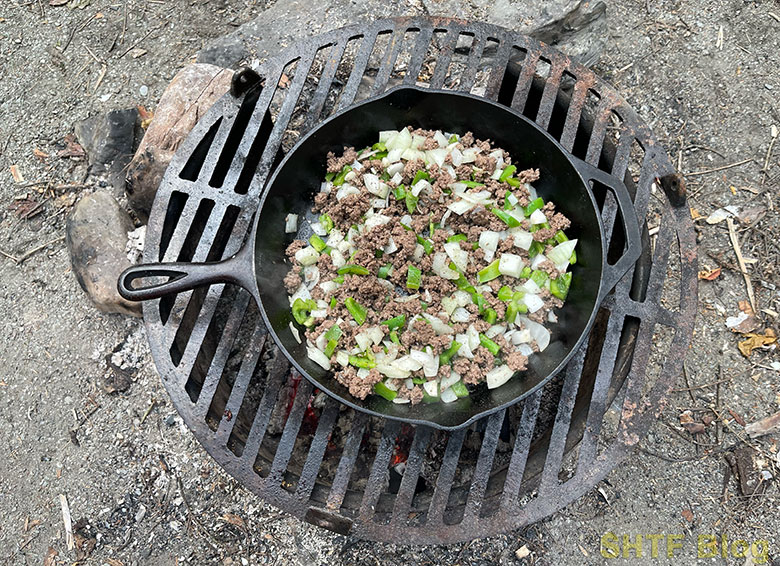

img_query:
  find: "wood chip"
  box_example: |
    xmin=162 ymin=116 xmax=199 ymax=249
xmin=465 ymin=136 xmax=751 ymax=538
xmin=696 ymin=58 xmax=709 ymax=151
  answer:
xmin=10 ymin=165 xmax=24 ymax=183
xmin=745 ymin=410 xmax=780 ymax=439
xmin=43 ymin=548 xmax=58 ymax=566
xmin=738 ymin=328 xmax=777 ymax=357
xmin=698 ymin=267 xmax=721 ymax=280
xmin=59 ymin=494 xmax=74 ymax=550
xmin=681 ymin=508 xmax=694 ymax=522
xmin=727 ymin=217 xmax=757 ymax=313
xmin=515 ymin=545 xmax=531 ymax=559
xmin=129 ymin=48 xmax=147 ymax=58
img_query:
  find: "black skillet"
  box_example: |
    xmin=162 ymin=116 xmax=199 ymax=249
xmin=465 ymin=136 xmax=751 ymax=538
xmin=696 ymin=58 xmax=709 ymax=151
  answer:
xmin=118 ymin=86 xmax=642 ymax=430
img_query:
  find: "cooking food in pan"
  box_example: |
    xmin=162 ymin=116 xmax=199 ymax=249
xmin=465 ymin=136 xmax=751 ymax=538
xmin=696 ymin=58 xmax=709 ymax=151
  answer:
xmin=284 ymin=127 xmax=577 ymax=404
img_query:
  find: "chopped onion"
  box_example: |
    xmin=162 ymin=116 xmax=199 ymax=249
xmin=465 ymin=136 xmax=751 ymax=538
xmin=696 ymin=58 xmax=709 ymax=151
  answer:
xmin=364 ymin=213 xmax=391 ymax=230
xmin=422 ymin=313 xmax=455 ymax=335
xmin=434 ymin=130 xmax=449 ymax=148
xmin=386 ymin=162 xmax=404 ymax=176
xmin=433 ymin=252 xmax=460 ymax=280
xmin=289 ymin=284 xmax=311 ymax=305
xmin=427 ymin=148 xmax=448 ymax=167
xmin=456 ymin=334 xmax=474 ymax=358
xmin=326 ymin=229 xmax=344 ymax=246
xmin=391 ymin=172 xmax=403 ymax=185
xmin=330 ymin=248 xmax=346 ymax=269
xmin=530 ymin=253 xmax=547 ymax=270
xmin=440 ymin=209 xmax=452 ymax=228
xmin=336 ymin=350 xmax=349 ymax=367
xmin=357 ymin=368 xmax=371 ymax=380
xmin=512 ymin=329 xmax=531 ymax=344
xmin=485 ymin=324 xmax=506 ymax=338
xmin=396 ymin=355 xmax=424 ymax=372
xmin=447 ymin=199 xmax=475 ymax=215
xmin=285 ymin=213 xmax=298 ymax=233
xmin=350 ymin=160 xmax=364 ymax=172
xmin=319 ymin=280 xmax=338 ymax=295
xmin=395 ymin=294 xmax=420 ymax=303
xmin=498 ymin=253 xmax=524 ymax=278
xmin=402 ymin=148 xmax=426 ymax=161
xmin=479 ymin=231 xmax=500 ymax=263
xmin=444 ymin=242 xmax=469 ymax=272
xmin=320 ymin=181 xmax=332 ymax=194
xmin=451 ymin=307 xmax=470 ymax=323
xmin=517 ymin=343 xmax=534 ymax=356
xmin=413 ymin=244 xmax=425 ymax=260
xmin=379 ymin=130 xmax=397 ymax=143
xmin=523 ymin=293 xmax=545 ymax=313
xmin=411 ymin=179 xmax=432 ymax=197
xmin=303 ymin=265 xmax=320 ymax=288
xmin=522 ymin=279 xmax=541 ymax=294
xmin=310 ymin=309 xmax=327 ymax=318
xmin=386 ymin=148 xmax=404 ymax=163
xmin=440 ymin=371 xmax=461 ymax=391
xmin=393 ymin=396 xmax=411 ymax=404
xmin=467 ymin=325 xmax=480 ymax=350
xmin=310 ymin=221 xmax=327 ymax=236
xmin=400 ymin=214 xmax=413 ymax=228
xmin=336 ymin=184 xmax=360 ymax=200
xmin=423 ymin=380 xmax=439 ymax=397
xmin=315 ymin=332 xmax=328 ymax=351
xmin=547 ymin=239 xmax=578 ymax=271
xmin=486 ymin=365 xmax=514 ymax=389
xmin=441 ymin=296 xmax=457 ymax=315
xmin=386 ymin=128 xmax=412 ymax=150
xmin=454 ymin=291 xmax=472 ymax=307
xmin=527 ymin=184 xmax=538 ymax=201
xmin=529 ymin=209 xmax=547 ymax=225
xmin=461 ymin=148 xmax=477 ymax=163
xmin=377 ymin=363 xmax=411 ymax=379
xmin=440 ymin=387 xmax=458 ymax=403
xmin=451 ymin=147 xmax=463 ymax=166
xmin=307 ymin=346 xmax=331 ymax=370
xmin=289 ymin=322 xmax=301 ymax=344
xmin=548 ymin=311 xmax=558 ymax=323
xmin=384 ymin=237 xmax=398 ymax=254
xmin=518 ymin=316 xmax=551 ymax=351
xmin=295 ymin=246 xmax=319 ymax=266
xmin=364 ymin=173 xmax=390 ymax=198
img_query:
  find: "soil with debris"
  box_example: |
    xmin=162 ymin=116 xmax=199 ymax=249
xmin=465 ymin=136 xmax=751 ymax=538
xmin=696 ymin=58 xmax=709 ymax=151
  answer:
xmin=1 ymin=1 xmax=778 ymax=565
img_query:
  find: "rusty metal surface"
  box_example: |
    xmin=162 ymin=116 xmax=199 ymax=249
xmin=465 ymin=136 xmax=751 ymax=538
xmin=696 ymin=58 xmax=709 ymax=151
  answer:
xmin=140 ymin=16 xmax=697 ymax=544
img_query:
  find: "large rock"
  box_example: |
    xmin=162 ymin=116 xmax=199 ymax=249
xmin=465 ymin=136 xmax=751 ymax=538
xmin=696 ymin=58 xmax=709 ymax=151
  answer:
xmin=125 ymin=64 xmax=234 ymax=221
xmin=75 ymin=108 xmax=139 ymax=195
xmin=196 ymin=0 xmax=607 ymax=69
xmin=66 ymin=192 xmax=141 ymax=317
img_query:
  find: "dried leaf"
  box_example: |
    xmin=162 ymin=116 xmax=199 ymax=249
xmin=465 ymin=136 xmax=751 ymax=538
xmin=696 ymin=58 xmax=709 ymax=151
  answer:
xmin=8 ymin=197 xmax=39 ymax=218
xmin=104 ymin=559 xmax=124 ymax=566
xmin=738 ymin=300 xmax=755 ymax=316
xmin=129 ymin=48 xmax=147 ymax=59
xmin=682 ymin=422 xmax=706 ymax=434
xmin=698 ymin=267 xmax=721 ymax=280
xmin=681 ymin=508 xmax=694 ymax=522
xmin=278 ymin=73 xmax=291 ymax=88
xmin=706 ymin=206 xmax=738 ymax=224
xmin=745 ymin=411 xmax=780 ymax=439
xmin=221 ymin=513 xmax=246 ymax=530
xmin=33 ymin=147 xmax=49 ymax=160
xmin=726 ymin=311 xmax=761 ymax=334
xmin=737 ymin=204 xmax=767 ymax=225
xmin=43 ymin=547 xmax=58 ymax=566
xmin=49 ymin=0 xmax=68 ymax=5
xmin=738 ymin=329 xmax=777 ymax=357
xmin=679 ymin=410 xmax=695 ymax=425
xmin=10 ymin=164 xmax=24 ymax=183
xmin=728 ymin=408 xmax=746 ymax=427
xmin=690 ymin=207 xmax=703 ymax=220
xmin=57 ymin=133 xmax=86 ymax=159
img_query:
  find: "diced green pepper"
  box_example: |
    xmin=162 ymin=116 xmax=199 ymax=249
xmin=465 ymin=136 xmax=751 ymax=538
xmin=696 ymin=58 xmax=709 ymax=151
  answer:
xmin=382 ymin=314 xmax=406 ymax=331
xmin=292 ymin=298 xmax=317 ymax=326
xmin=503 ymin=190 xmax=513 ymax=210
xmin=492 ymin=208 xmax=521 ymax=228
xmin=345 ymin=297 xmax=367 ymax=325
xmin=550 ymin=272 xmax=572 ymax=300
xmin=531 ymin=270 xmax=548 ymax=288
xmin=474 ymin=294 xmax=487 ymax=314
xmin=412 ymin=170 xmax=431 ymax=185
xmin=520 ymin=266 xmax=532 ymax=279
xmin=447 ymin=233 xmax=468 ymax=243
xmin=406 ymin=265 xmax=422 ymax=290
xmin=497 ymin=285 xmax=513 ymax=301
xmin=479 ymin=333 xmax=501 ymax=356
xmin=378 ymin=263 xmax=393 ymax=279
xmin=460 ymin=180 xmax=485 ymax=188
xmin=319 ymin=213 xmax=334 ymax=234
xmin=394 ymin=185 xmax=406 ymax=200
xmin=499 ymin=164 xmax=516 ymax=183
xmin=528 ymin=241 xmax=545 ymax=258
xmin=483 ymin=308 xmax=497 ymax=324
xmin=332 ymin=165 xmax=352 ymax=186
xmin=448 ymin=134 xmax=459 ymax=144
xmin=405 ymin=192 xmax=419 ymax=213
xmin=373 ymin=381 xmax=397 ymax=401
xmin=349 ymin=354 xmax=376 ymax=369
xmin=524 ymin=197 xmax=544 ymax=216
xmin=529 ymin=221 xmax=550 ymax=233
xmin=324 ymin=172 xmax=335 ymax=182
xmin=324 ymin=325 xmax=342 ymax=342
xmin=451 ymin=381 xmax=469 ymax=398
xmin=505 ymin=177 xmax=521 ymax=187
xmin=416 ymin=234 xmax=433 ymax=255
xmin=569 ymin=249 xmax=577 ymax=265
xmin=554 ymin=230 xmax=569 ymax=243
xmin=333 ymin=275 xmax=345 ymax=284
xmin=477 ymin=259 xmax=501 ymax=283
xmin=439 ymin=341 xmax=461 ymax=365
xmin=324 ymin=339 xmax=338 ymax=357
xmin=422 ymin=389 xmax=439 ymax=403
xmin=309 ymin=234 xmax=328 ymax=253
xmin=337 ymin=264 xmax=370 ymax=276
xmin=389 ymin=330 xmax=400 ymax=345
xmin=372 ymin=141 xmax=387 ymax=152
xmin=329 ymin=297 xmax=337 ymax=309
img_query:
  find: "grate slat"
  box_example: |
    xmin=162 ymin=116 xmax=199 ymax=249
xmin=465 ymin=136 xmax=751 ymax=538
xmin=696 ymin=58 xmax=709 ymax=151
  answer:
xmin=459 ymin=34 xmax=485 ymax=92
xmin=501 ymin=389 xmax=543 ymax=511
xmin=426 ymin=427 xmax=466 ymax=524
xmin=391 ymin=426 xmax=432 ymax=523
xmin=371 ymin=25 xmax=404 ymax=97
xmin=295 ymin=398 xmax=341 ymax=500
xmin=510 ymin=51 xmax=540 ymax=114
xmin=559 ymin=76 xmax=592 ymax=152
xmin=325 ymin=411 xmax=369 ymax=510
xmin=484 ymin=36 xmax=513 ymax=100
xmin=338 ymin=30 xmax=380 ymax=111
xmin=359 ymin=419 xmax=402 ymax=519
xmin=268 ymin=378 xmax=315 ymax=483
xmin=534 ymin=56 xmax=565 ymax=130
xmin=429 ymin=28 xmax=460 ymax=89
xmin=463 ymin=410 xmax=505 ymax=520
xmin=304 ymin=40 xmax=348 ymax=130
xmin=403 ymin=27 xmax=434 ymax=85
xmin=584 ymin=98 xmax=616 ymax=166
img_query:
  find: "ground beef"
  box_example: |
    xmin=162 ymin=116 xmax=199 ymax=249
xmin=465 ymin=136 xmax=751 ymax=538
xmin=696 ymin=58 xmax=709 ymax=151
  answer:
xmin=321 ymin=193 xmax=369 ymax=225
xmin=283 ymin=270 xmax=301 ymax=293
xmin=343 ymin=367 xmax=383 ymax=400
xmin=505 ymin=352 xmax=528 ymax=371
xmin=516 ymin=168 xmax=540 ymax=184
xmin=327 ymin=147 xmax=358 ymax=173
xmin=409 ymin=386 xmax=424 ymax=405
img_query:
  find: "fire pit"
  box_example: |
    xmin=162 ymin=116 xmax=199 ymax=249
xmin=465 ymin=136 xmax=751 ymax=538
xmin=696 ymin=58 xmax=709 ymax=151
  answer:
xmin=140 ymin=17 xmax=696 ymax=543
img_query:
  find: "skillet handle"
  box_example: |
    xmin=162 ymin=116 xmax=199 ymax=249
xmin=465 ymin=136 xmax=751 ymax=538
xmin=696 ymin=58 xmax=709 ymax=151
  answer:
xmin=571 ymin=157 xmax=643 ymax=302
xmin=117 ymin=246 xmax=254 ymax=302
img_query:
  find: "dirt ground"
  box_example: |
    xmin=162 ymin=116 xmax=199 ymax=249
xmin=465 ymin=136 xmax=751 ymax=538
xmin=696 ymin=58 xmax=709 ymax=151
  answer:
xmin=1 ymin=1 xmax=779 ymax=565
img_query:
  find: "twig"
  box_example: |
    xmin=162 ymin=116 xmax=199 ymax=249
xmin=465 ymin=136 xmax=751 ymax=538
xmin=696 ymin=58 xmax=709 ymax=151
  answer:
xmin=118 ymin=23 xmax=166 ymax=59
xmin=59 ymin=494 xmax=74 ymax=550
xmin=0 ymin=249 xmax=19 ymax=262
xmin=727 ymin=218 xmax=757 ymax=313
xmin=684 ymin=158 xmax=754 ymax=177
xmin=13 ymin=236 xmax=66 ymax=265
xmin=672 ymin=375 xmax=733 ymax=392
xmin=176 ymin=476 xmax=220 ymax=546
xmin=20 ymin=197 xmax=50 ymax=220
xmin=761 ymin=129 xmax=777 ymax=185
xmin=140 ymin=400 xmax=157 ymax=424
xmin=680 ymin=363 xmax=696 ymax=403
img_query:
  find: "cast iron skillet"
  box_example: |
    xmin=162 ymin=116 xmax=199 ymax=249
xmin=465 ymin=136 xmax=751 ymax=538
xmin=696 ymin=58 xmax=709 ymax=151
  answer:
xmin=118 ymin=86 xmax=641 ymax=430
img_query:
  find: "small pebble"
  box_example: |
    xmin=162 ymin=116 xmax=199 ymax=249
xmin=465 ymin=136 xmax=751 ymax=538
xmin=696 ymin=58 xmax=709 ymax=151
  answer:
xmin=140 ymin=85 xmax=149 ymax=96
xmin=164 ymin=414 xmax=177 ymax=426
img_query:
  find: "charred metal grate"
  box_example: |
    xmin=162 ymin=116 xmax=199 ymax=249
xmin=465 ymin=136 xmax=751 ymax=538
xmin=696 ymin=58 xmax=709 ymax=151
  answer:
xmin=141 ymin=17 xmax=696 ymax=544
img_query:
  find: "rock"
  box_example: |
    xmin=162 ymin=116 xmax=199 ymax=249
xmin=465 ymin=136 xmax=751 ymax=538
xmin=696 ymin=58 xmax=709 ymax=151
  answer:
xmin=75 ymin=109 xmax=139 ymax=195
xmin=66 ymin=192 xmax=141 ymax=316
xmin=126 ymin=64 xmax=234 ymax=221
xmin=197 ymin=0 xmax=607 ymax=69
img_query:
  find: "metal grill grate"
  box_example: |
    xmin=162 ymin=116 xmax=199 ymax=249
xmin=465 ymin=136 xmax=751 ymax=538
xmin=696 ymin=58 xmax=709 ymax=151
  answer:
xmin=141 ymin=17 xmax=697 ymax=544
